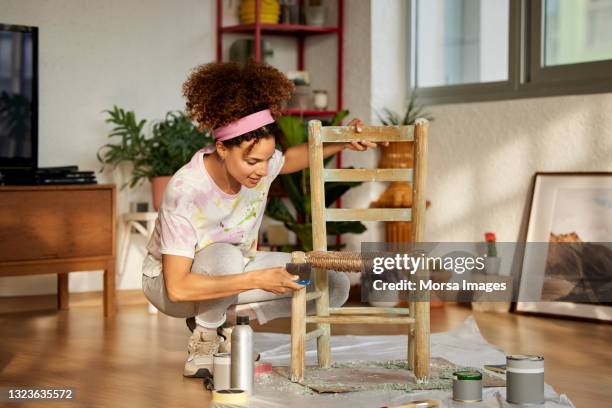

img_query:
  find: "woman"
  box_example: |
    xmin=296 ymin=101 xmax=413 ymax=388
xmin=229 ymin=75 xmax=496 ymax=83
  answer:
xmin=142 ymin=61 xmax=383 ymax=378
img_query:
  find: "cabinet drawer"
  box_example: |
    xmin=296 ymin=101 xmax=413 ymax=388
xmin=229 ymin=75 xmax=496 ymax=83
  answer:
xmin=0 ymin=187 xmax=114 ymax=262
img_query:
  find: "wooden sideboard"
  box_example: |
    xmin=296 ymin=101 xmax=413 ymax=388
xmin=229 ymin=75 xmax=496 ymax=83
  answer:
xmin=0 ymin=184 xmax=116 ymax=317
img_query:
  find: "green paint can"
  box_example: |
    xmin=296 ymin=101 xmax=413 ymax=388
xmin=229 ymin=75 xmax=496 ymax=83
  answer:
xmin=452 ymin=369 xmax=483 ymax=402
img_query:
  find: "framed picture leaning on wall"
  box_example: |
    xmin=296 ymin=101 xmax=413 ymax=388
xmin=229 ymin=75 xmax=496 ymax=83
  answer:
xmin=517 ymin=172 xmax=612 ymax=321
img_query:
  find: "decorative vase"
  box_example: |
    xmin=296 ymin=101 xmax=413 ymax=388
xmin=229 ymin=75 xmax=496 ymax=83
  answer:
xmin=305 ymin=5 xmax=326 ymax=26
xmin=152 ymin=176 xmax=171 ymax=211
xmin=378 ymin=141 xmax=414 ymax=169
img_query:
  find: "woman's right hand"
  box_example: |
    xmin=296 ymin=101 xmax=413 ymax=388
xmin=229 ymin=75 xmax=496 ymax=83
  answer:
xmin=249 ymin=267 xmax=303 ymax=295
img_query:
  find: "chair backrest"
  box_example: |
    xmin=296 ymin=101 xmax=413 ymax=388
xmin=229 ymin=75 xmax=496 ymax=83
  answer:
xmin=307 ymin=119 xmax=429 ymax=252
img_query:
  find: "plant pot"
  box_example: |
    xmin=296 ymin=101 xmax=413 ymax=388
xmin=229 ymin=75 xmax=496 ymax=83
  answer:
xmin=378 ymin=141 xmax=414 ymax=169
xmin=152 ymin=176 xmax=172 ymax=211
xmin=305 ymin=5 xmax=326 ymax=26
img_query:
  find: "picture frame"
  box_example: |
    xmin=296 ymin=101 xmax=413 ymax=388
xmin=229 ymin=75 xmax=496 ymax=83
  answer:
xmin=516 ymin=172 xmax=612 ymax=321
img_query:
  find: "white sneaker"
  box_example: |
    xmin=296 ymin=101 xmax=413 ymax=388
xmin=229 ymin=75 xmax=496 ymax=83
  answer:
xmin=183 ymin=329 xmax=222 ymax=378
xmin=218 ymin=326 xmax=233 ymax=353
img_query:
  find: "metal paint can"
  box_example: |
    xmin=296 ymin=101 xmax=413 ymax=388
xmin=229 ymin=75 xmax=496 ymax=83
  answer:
xmin=213 ymin=353 xmax=231 ymax=390
xmin=452 ymin=369 xmax=483 ymax=402
xmin=506 ymin=354 xmax=544 ymax=405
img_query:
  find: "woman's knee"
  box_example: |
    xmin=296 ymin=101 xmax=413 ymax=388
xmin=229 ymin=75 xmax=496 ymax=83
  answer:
xmin=328 ymin=271 xmax=350 ymax=307
xmin=191 ymin=243 xmax=244 ymax=276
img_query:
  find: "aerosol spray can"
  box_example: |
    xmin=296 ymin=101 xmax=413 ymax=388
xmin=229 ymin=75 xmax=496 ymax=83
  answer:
xmin=231 ymin=315 xmax=254 ymax=395
xmin=506 ymin=354 xmax=545 ymax=405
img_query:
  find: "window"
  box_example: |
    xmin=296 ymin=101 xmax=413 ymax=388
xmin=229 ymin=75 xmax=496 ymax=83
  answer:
xmin=414 ymin=0 xmax=509 ymax=87
xmin=409 ymin=0 xmax=612 ymax=104
xmin=544 ymin=0 xmax=612 ymax=66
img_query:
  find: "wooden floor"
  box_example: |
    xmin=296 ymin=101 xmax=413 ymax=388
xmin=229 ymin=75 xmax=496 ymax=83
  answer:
xmin=0 ymin=296 xmax=610 ymax=407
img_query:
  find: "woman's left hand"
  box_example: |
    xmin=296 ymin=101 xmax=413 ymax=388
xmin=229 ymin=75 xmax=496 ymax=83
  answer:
xmin=344 ymin=118 xmax=389 ymax=151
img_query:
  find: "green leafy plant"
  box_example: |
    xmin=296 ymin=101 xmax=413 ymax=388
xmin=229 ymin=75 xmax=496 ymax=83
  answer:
xmin=376 ymin=93 xmax=434 ymax=125
xmin=266 ymin=110 xmax=367 ymax=251
xmin=97 ymin=106 xmax=213 ymax=188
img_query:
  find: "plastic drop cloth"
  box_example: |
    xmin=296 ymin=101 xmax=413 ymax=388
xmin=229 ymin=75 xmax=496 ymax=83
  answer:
xmin=214 ymin=316 xmax=575 ymax=408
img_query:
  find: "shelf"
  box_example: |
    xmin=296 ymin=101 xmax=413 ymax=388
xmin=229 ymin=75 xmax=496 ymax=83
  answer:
xmin=282 ymin=109 xmax=339 ymax=117
xmin=220 ymin=23 xmax=340 ymax=36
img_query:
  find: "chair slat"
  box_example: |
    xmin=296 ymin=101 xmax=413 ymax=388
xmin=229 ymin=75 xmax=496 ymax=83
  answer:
xmin=305 ymin=328 xmax=324 ymax=341
xmin=306 ymin=315 xmax=416 ymax=324
xmin=306 ymin=291 xmax=322 ymax=301
xmin=326 ymin=208 xmax=411 ymax=222
xmin=321 ymin=125 xmax=414 ymax=142
xmin=324 ymin=168 xmax=412 ymax=182
xmin=329 ymin=307 xmax=410 ymax=315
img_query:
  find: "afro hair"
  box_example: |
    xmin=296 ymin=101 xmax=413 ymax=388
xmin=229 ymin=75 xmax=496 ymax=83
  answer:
xmin=182 ymin=60 xmax=294 ymax=131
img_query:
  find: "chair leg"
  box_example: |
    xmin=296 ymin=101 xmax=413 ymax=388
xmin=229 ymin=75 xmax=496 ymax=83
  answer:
xmin=290 ymin=286 xmax=306 ymax=382
xmin=408 ymin=300 xmax=415 ymax=370
xmin=314 ymin=267 xmax=331 ymax=368
xmin=414 ymin=300 xmax=430 ymax=381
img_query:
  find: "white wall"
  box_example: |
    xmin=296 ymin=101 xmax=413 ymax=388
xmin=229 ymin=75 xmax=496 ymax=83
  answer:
xmin=426 ymin=93 xmax=612 ymax=243
xmin=342 ymin=0 xmax=404 ymax=253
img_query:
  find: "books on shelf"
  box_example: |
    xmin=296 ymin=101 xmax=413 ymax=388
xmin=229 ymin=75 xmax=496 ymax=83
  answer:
xmin=35 ymin=166 xmax=97 ymax=185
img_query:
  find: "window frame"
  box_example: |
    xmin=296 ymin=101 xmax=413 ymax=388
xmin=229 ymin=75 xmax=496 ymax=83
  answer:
xmin=409 ymin=0 xmax=612 ymax=105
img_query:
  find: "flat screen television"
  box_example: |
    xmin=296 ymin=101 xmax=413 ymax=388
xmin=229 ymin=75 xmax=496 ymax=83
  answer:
xmin=0 ymin=23 xmax=38 ymax=173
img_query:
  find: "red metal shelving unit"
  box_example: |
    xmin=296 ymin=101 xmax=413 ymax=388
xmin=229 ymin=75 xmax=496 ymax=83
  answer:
xmin=216 ymin=0 xmax=345 ymax=248
xmin=220 ymin=23 xmax=340 ymax=35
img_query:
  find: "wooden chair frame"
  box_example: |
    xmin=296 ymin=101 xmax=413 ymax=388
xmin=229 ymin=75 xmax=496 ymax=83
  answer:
xmin=289 ymin=119 xmax=430 ymax=382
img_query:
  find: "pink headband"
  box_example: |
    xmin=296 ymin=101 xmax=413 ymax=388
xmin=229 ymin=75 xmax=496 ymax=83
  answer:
xmin=213 ymin=109 xmax=275 ymax=141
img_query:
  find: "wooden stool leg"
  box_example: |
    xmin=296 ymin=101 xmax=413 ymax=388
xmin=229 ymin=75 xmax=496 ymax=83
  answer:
xmin=314 ymin=267 xmax=331 ymax=368
xmin=103 ymin=260 xmax=116 ymax=318
xmin=290 ymin=287 xmax=306 ymax=382
xmin=117 ymin=219 xmax=131 ymax=275
xmin=57 ymin=273 xmax=69 ymax=310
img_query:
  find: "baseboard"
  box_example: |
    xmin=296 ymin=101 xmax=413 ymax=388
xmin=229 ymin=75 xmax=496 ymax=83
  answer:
xmin=0 ymin=289 xmax=148 ymax=314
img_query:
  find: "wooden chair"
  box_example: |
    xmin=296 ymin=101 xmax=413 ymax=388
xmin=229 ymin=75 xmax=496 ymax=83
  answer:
xmin=289 ymin=119 xmax=430 ymax=382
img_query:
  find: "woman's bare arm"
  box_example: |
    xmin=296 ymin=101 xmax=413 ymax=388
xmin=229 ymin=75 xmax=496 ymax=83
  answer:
xmin=162 ymin=254 xmax=301 ymax=302
xmin=279 ymin=142 xmax=346 ymax=174
xmin=278 ymin=118 xmax=387 ymax=175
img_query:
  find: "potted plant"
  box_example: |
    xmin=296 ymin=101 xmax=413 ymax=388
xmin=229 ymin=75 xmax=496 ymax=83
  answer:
xmin=97 ymin=105 xmax=213 ymax=210
xmin=265 ymin=110 xmax=367 ymax=251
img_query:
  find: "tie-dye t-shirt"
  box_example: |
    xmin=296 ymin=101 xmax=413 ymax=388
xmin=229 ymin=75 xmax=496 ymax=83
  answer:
xmin=144 ymin=145 xmax=284 ymax=276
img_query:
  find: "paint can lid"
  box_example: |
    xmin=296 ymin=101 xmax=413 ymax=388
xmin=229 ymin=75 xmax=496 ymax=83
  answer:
xmin=453 ymin=369 xmax=483 ymax=380
xmin=506 ymin=354 xmax=544 ymax=370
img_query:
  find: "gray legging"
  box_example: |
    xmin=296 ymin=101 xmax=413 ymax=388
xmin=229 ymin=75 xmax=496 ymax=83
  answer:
xmin=142 ymin=243 xmax=350 ymax=328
